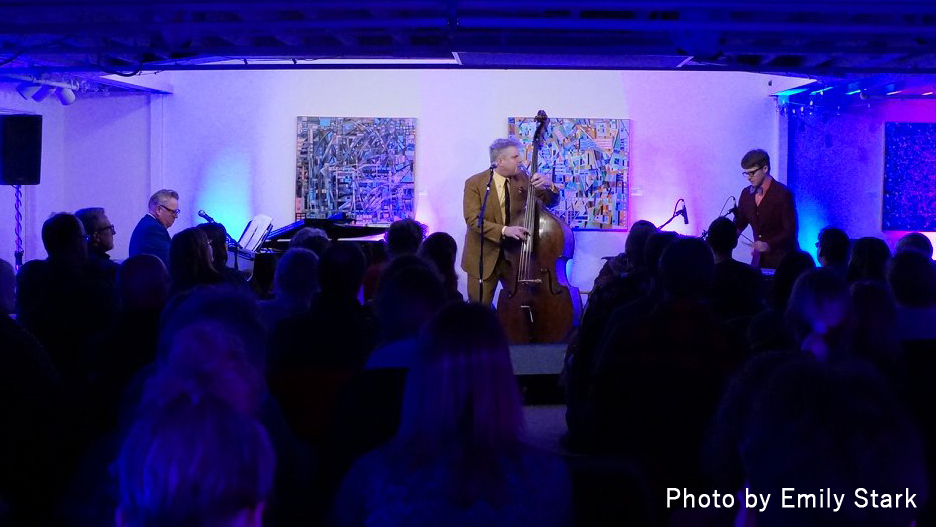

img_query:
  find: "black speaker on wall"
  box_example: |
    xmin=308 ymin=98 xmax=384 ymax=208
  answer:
xmin=0 ymin=114 xmax=42 ymax=185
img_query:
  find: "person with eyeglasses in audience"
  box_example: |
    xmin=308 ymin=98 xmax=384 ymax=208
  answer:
xmin=76 ymin=207 xmax=119 ymax=282
xmin=129 ymin=189 xmax=180 ymax=267
xmin=735 ymin=149 xmax=798 ymax=269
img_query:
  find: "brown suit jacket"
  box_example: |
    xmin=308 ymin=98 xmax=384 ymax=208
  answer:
xmin=461 ymin=169 xmax=556 ymax=280
xmin=735 ymin=178 xmax=798 ymax=269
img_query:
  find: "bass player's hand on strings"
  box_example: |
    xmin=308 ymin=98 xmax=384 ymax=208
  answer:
xmin=503 ymin=225 xmax=530 ymax=240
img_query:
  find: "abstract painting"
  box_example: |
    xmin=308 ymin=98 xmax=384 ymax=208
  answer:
xmin=883 ymin=122 xmax=936 ymax=231
xmin=296 ymin=117 xmax=416 ymax=223
xmin=509 ymin=116 xmax=630 ymax=230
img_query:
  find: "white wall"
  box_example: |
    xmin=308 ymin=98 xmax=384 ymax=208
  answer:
xmin=1 ymin=69 xmax=810 ymax=295
xmin=63 ymin=94 xmax=154 ymax=260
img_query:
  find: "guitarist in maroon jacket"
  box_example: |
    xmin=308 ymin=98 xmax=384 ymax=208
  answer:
xmin=735 ymin=149 xmax=798 ymax=269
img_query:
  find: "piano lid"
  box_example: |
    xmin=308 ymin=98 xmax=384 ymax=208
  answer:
xmin=264 ymin=218 xmax=389 ymax=244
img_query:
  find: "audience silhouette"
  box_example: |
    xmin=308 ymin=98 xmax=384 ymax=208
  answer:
xmin=4 ymin=207 xmax=935 ymax=527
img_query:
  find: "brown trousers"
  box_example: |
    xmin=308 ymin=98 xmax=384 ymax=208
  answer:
xmin=467 ymin=255 xmax=513 ymax=305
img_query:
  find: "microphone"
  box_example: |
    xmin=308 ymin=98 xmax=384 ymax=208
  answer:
xmin=489 ymin=162 xmax=498 ymax=170
xmin=659 ymin=198 xmax=687 ymax=230
xmin=197 ymin=210 xmax=216 ymax=223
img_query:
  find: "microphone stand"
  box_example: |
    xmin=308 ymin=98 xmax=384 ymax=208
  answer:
xmin=220 ymin=229 xmax=245 ymax=272
xmin=477 ymin=164 xmax=496 ymax=303
xmin=658 ymin=212 xmax=680 ymax=230
xmin=230 ymin=235 xmax=242 ymax=271
xmin=701 ymin=196 xmax=737 ymax=239
xmin=658 ymin=198 xmax=685 ymax=230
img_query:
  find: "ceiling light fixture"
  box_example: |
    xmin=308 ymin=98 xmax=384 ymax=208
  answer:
xmin=31 ymin=84 xmax=54 ymax=102
xmin=55 ymin=87 xmax=76 ymax=105
xmin=16 ymin=82 xmax=40 ymax=99
xmin=5 ymin=75 xmax=81 ymax=105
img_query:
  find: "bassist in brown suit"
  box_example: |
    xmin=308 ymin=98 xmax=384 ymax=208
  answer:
xmin=461 ymin=138 xmax=557 ymax=304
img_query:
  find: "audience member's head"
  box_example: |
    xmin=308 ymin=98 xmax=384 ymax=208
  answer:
xmin=769 ymin=250 xmax=815 ymax=310
xmin=742 ymin=360 xmax=926 ymax=527
xmin=706 ymin=217 xmax=739 ymax=259
xmin=367 ymin=238 xmax=389 ymax=266
xmin=418 ymin=232 xmax=459 ymax=295
xmin=0 ymin=258 xmax=13 ymax=315
xmin=850 ymin=280 xmax=901 ymax=372
xmin=706 ymin=350 xmax=813 ymax=490
xmin=147 ymin=321 xmax=266 ymax=417
xmin=248 ymin=253 xmax=277 ymax=300
xmin=118 ymin=254 xmax=170 ymax=313
xmin=846 ymin=236 xmax=891 ymax=283
xmin=659 ymin=236 xmax=715 ymax=299
xmin=896 ymin=232 xmax=933 ymax=259
xmin=288 ymin=227 xmax=330 ymax=257
xmin=708 ymin=245 xmax=764 ymax=319
xmin=116 ymin=393 xmax=274 ymax=527
xmin=169 ymin=227 xmax=220 ymax=293
xmin=395 ymin=302 xmax=524 ymax=505
xmin=785 ymin=268 xmax=852 ymax=360
xmin=374 ymin=255 xmax=446 ymax=343
xmin=41 ymin=212 xmax=88 ymax=264
xmin=624 ymin=220 xmax=657 ymax=270
xmin=887 ymin=249 xmax=936 ymax=308
xmin=386 ymin=218 xmax=425 ymax=257
xmin=272 ymin=248 xmax=319 ymax=304
xmin=159 ymin=288 xmax=266 ymax=375
xmin=196 ymin=222 xmax=229 ymax=270
xmin=75 ymin=207 xmax=115 ymax=255
xmin=318 ymin=242 xmax=366 ymax=301
xmin=643 ymin=231 xmax=680 ymax=280
xmin=147 ymin=189 xmax=180 ymax=229
xmin=816 ymin=226 xmax=850 ymax=268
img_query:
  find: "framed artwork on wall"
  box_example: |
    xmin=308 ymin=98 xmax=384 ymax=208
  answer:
xmin=509 ymin=116 xmax=630 ymax=230
xmin=296 ymin=116 xmax=416 ymax=223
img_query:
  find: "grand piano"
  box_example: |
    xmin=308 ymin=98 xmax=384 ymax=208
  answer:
xmin=227 ymin=217 xmax=389 ymax=279
xmin=261 ymin=218 xmax=389 ymax=252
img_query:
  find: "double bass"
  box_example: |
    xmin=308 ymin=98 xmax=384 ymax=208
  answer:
xmin=497 ymin=110 xmax=582 ymax=343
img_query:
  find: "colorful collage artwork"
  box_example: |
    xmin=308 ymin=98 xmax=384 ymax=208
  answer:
xmin=296 ymin=117 xmax=416 ymax=223
xmin=509 ymin=117 xmax=630 ymax=230
xmin=294 ymin=115 xmax=629 ymax=230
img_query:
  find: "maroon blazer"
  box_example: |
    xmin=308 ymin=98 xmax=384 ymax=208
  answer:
xmin=735 ymin=178 xmax=798 ymax=269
